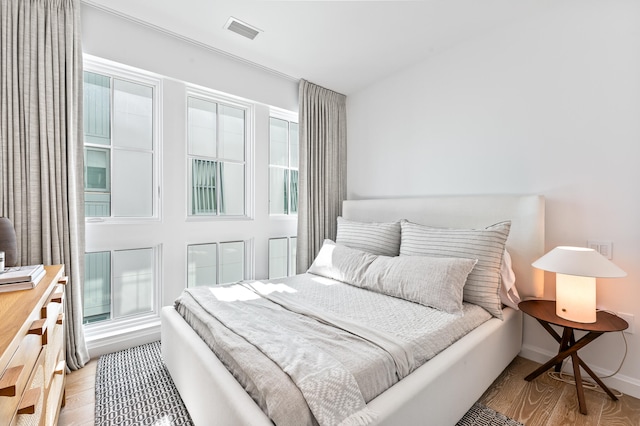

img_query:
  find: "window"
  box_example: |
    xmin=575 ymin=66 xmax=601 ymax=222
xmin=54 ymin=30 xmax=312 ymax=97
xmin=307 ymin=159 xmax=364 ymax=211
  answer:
xmin=268 ymin=237 xmax=297 ymax=279
xmin=187 ymin=94 xmax=249 ymax=216
xmin=83 ymin=248 xmax=156 ymax=324
xmin=187 ymin=241 xmax=246 ymax=287
xmin=269 ymin=117 xmax=299 ymax=215
xmin=83 ymin=69 xmax=158 ymax=219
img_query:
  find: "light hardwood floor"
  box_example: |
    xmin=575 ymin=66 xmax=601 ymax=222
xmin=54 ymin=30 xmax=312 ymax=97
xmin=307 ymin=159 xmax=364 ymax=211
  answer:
xmin=57 ymin=356 xmax=640 ymax=425
xmin=479 ymin=356 xmax=640 ymax=426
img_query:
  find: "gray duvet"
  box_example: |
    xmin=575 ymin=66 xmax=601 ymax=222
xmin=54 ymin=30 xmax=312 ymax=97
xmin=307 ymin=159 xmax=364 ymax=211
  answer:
xmin=174 ymin=273 xmax=491 ymax=426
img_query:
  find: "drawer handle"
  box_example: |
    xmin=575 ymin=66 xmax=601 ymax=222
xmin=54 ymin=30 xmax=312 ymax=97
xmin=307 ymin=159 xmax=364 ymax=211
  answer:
xmin=28 ymin=319 xmax=46 ymax=336
xmin=54 ymin=360 xmax=66 ymax=375
xmin=57 ymin=313 xmax=64 ymax=325
xmin=50 ymin=290 xmax=64 ymax=304
xmin=16 ymin=387 xmax=40 ymax=415
xmin=28 ymin=319 xmax=48 ymax=345
xmin=58 ymin=276 xmax=69 ymax=285
xmin=41 ymin=286 xmax=65 ymax=318
xmin=0 ymin=365 xmax=23 ymax=397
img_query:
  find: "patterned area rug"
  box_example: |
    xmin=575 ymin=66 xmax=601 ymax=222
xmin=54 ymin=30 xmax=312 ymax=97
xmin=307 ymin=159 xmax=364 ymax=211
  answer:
xmin=95 ymin=341 xmax=523 ymax=426
xmin=95 ymin=341 xmax=193 ymax=425
xmin=456 ymin=402 xmax=524 ymax=426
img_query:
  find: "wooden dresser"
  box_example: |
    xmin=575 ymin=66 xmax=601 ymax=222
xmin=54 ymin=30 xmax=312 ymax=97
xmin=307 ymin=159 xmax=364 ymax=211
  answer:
xmin=0 ymin=265 xmax=67 ymax=426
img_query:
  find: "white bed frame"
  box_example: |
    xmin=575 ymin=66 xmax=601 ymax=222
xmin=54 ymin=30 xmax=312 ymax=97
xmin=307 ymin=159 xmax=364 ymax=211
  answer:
xmin=162 ymin=195 xmax=545 ymax=425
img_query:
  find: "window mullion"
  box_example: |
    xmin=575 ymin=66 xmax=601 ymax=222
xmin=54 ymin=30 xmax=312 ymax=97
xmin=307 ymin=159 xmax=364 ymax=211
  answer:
xmin=285 ymin=120 xmax=291 ymax=216
xmin=215 ymin=242 xmax=220 ymax=285
xmin=108 ymin=76 xmax=114 ymax=217
xmin=215 ymin=102 xmax=220 ymax=215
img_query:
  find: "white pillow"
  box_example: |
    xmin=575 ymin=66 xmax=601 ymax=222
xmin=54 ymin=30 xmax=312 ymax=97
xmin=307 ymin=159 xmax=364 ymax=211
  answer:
xmin=500 ymin=250 xmax=520 ymax=309
xmin=308 ymin=240 xmax=477 ymax=315
xmin=308 ymin=239 xmax=377 ymax=284
xmin=335 ymin=217 xmax=401 ymax=256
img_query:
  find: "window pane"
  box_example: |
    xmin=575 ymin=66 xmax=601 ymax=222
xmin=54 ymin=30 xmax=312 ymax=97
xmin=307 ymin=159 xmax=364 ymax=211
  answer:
xmin=290 ymin=169 xmax=299 ymax=214
xmin=192 ymin=159 xmax=217 ymax=215
xmin=220 ymin=162 xmax=244 ymax=215
xmin=112 ymin=150 xmax=153 ymax=217
xmin=85 ymin=193 xmax=111 ymax=218
xmin=269 ymin=238 xmax=288 ymax=279
xmin=113 ymin=79 xmax=153 ymax=150
xmin=85 ymin=148 xmax=111 ymax=217
xmin=220 ymin=241 xmax=244 ymax=284
xmin=270 ymin=118 xmax=288 ymax=166
xmin=85 ymin=148 xmax=110 ymax=191
xmin=219 ymin=105 xmax=245 ymax=161
xmin=83 ymin=251 xmax=111 ymax=324
xmin=112 ymin=248 xmax=154 ymax=319
xmin=290 ymin=237 xmax=297 ymax=276
xmin=290 ymin=122 xmax=299 ymax=169
xmin=187 ymin=243 xmax=217 ymax=287
xmin=188 ymin=98 xmax=217 ymax=158
xmin=83 ymin=71 xmax=110 ymax=145
xmin=269 ymin=168 xmax=288 ymax=214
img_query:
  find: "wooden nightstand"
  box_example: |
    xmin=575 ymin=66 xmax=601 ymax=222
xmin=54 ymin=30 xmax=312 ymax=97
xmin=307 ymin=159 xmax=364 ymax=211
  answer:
xmin=519 ymin=299 xmax=628 ymax=415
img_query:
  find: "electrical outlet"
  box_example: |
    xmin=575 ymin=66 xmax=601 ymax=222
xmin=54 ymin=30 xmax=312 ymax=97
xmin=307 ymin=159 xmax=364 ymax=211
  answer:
xmin=618 ymin=312 xmax=635 ymax=334
xmin=587 ymin=240 xmax=612 ymax=259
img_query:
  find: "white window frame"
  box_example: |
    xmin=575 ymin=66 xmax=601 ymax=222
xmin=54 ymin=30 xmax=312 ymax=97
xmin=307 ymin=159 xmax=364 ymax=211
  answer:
xmin=269 ymin=108 xmax=299 ymax=217
xmin=83 ymin=55 xmax=163 ymax=224
xmin=268 ymin=236 xmax=297 ymax=279
xmin=185 ymin=85 xmax=254 ymax=221
xmin=186 ymin=239 xmax=253 ymax=287
xmin=83 ymin=245 xmax=163 ymax=339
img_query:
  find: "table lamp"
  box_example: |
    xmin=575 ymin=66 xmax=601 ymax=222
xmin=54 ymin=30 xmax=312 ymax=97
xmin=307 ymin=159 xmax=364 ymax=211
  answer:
xmin=532 ymin=246 xmax=626 ymax=323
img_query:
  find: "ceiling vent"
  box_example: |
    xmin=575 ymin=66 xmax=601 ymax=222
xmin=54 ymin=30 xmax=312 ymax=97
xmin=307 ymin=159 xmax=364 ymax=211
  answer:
xmin=224 ymin=17 xmax=262 ymax=40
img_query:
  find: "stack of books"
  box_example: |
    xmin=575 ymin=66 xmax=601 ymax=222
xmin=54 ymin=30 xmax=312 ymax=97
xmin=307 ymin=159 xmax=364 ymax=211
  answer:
xmin=0 ymin=264 xmax=46 ymax=293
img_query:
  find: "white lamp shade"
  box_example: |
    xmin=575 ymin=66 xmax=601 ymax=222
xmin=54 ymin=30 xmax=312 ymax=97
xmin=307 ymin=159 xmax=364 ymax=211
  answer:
xmin=532 ymin=246 xmax=626 ymax=323
xmin=532 ymin=246 xmax=626 ymax=278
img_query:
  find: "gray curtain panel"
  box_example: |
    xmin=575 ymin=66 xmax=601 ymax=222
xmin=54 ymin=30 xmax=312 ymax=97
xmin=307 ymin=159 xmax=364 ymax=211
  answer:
xmin=296 ymin=80 xmax=347 ymax=272
xmin=0 ymin=0 xmax=89 ymax=370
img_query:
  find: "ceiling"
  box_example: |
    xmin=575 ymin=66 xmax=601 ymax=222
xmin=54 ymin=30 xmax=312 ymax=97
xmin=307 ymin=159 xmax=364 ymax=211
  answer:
xmin=82 ymin=0 xmax=560 ymax=95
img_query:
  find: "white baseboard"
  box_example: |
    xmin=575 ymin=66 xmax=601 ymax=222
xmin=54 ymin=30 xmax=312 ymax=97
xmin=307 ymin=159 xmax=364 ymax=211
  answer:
xmin=86 ymin=321 xmax=161 ymax=359
xmin=519 ymin=344 xmax=640 ymax=399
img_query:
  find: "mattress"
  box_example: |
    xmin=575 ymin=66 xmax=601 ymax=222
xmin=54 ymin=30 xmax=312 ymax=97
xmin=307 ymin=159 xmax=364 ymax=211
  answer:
xmin=174 ymin=273 xmax=492 ymax=426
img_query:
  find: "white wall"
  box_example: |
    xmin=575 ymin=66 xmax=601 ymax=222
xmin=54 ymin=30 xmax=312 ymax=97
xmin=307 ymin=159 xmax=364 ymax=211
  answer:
xmin=81 ymin=4 xmax=299 ymax=356
xmin=347 ymin=1 xmax=640 ymax=397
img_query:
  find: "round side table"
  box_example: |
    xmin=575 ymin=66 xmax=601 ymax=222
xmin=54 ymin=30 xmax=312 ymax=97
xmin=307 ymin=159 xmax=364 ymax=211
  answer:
xmin=519 ymin=299 xmax=628 ymax=415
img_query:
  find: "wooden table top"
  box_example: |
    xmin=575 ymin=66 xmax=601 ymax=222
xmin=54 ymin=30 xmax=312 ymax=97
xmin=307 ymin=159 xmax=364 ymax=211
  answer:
xmin=519 ymin=299 xmax=628 ymax=333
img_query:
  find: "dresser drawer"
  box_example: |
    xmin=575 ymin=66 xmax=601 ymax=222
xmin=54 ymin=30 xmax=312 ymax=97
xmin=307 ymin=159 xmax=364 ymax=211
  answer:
xmin=0 ymin=331 xmax=45 ymax=421
xmin=11 ymin=348 xmax=46 ymax=426
xmin=43 ymin=284 xmax=65 ymax=391
xmin=45 ymin=352 xmax=65 ymax=426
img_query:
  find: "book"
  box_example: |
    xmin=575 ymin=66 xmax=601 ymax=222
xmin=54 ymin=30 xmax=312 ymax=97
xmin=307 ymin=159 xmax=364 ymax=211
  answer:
xmin=0 ymin=264 xmax=45 ymax=285
xmin=0 ymin=266 xmax=46 ymax=293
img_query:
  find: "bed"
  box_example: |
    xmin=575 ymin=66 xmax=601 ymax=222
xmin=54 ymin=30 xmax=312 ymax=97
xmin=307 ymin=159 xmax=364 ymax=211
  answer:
xmin=161 ymin=195 xmax=545 ymax=425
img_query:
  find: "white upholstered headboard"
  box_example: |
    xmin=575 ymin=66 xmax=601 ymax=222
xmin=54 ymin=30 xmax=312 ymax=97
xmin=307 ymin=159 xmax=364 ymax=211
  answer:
xmin=342 ymin=195 xmax=545 ymax=299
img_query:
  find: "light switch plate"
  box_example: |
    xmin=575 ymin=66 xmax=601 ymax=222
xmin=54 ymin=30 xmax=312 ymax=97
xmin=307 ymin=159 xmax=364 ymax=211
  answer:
xmin=587 ymin=240 xmax=612 ymax=259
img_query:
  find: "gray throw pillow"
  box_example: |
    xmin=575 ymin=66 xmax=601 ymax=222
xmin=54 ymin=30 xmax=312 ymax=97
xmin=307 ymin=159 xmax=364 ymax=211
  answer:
xmin=308 ymin=240 xmax=477 ymax=315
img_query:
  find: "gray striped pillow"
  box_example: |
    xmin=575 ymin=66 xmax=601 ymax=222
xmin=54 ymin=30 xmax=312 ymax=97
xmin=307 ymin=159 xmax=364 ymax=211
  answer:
xmin=399 ymin=220 xmax=511 ymax=319
xmin=336 ymin=217 xmax=401 ymax=256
